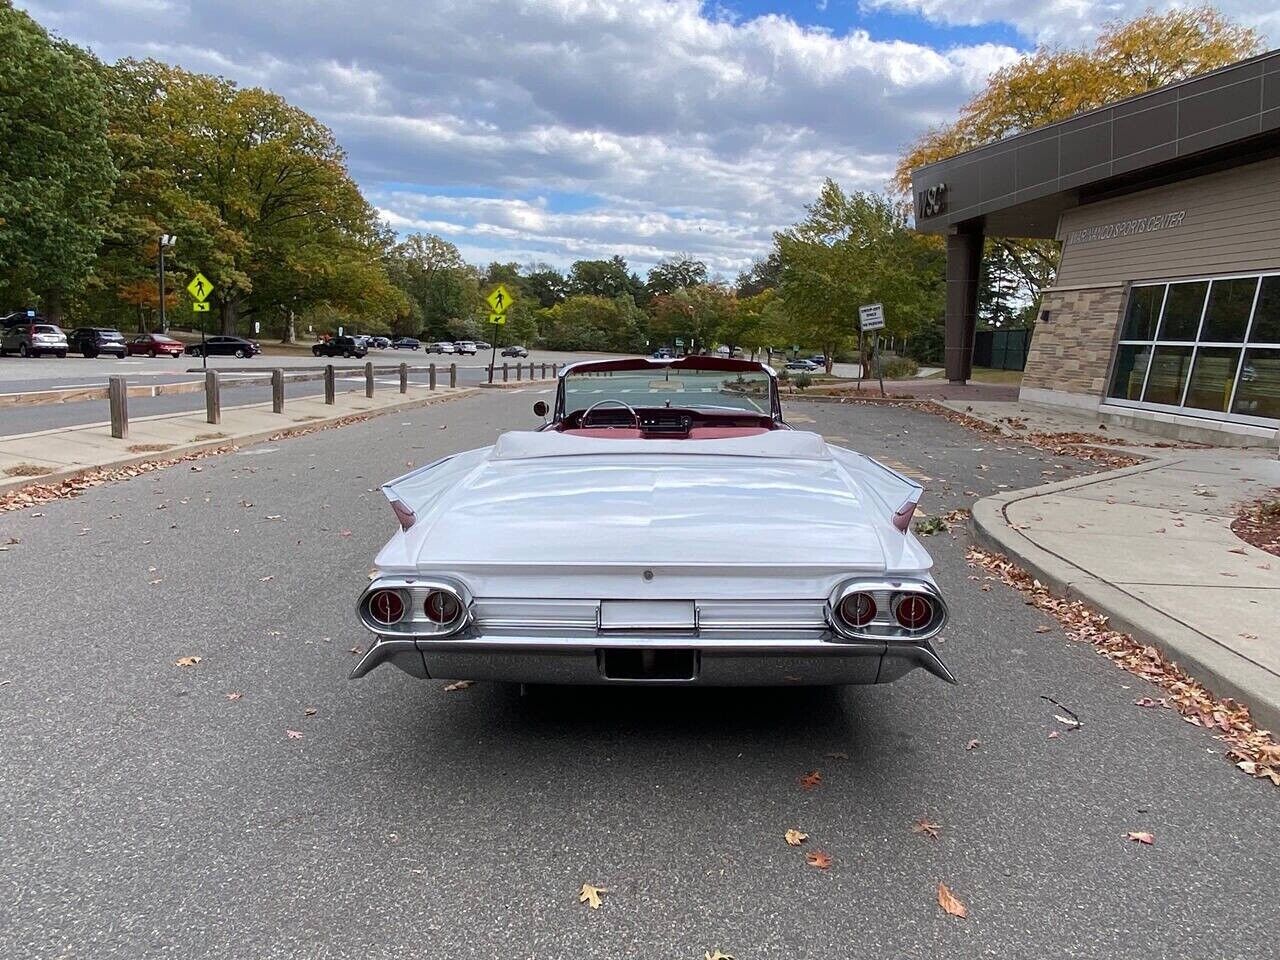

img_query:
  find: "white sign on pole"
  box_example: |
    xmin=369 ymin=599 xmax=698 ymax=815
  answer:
xmin=858 ymin=303 xmax=885 ymax=332
xmin=337 ymin=325 xmax=344 ymax=336
xmin=253 ymin=320 xmax=260 ymax=335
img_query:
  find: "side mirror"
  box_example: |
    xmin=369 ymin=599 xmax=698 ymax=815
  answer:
xmin=533 ymin=400 xmax=548 ymax=418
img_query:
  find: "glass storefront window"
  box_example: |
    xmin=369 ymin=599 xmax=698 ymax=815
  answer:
xmin=1142 ymin=346 xmax=1194 ymax=406
xmin=1200 ymin=277 xmax=1257 ymax=342
xmin=1156 ymin=281 xmax=1208 ymax=341
xmin=1121 ymin=286 xmax=1164 ymax=341
xmin=1252 ymin=277 xmax=1280 ymax=343
xmin=1108 ymin=272 xmax=1280 ymax=423
xmin=1107 ymin=344 xmax=1152 ymax=400
xmin=1184 ymin=347 xmax=1242 ymax=412
xmin=1232 ymin=349 xmax=1280 ymax=420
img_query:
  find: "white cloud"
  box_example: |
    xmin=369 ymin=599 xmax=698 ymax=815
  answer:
xmin=861 ymin=0 xmax=1280 ymax=45
xmin=20 ymin=0 xmax=1026 ymax=272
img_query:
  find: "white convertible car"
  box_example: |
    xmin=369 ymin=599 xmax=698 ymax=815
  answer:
xmin=352 ymin=356 xmax=952 ymax=686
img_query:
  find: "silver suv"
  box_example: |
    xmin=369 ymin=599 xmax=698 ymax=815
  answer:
xmin=0 ymin=321 xmax=68 ymax=357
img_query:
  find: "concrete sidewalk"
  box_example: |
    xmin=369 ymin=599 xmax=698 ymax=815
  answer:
xmin=973 ymin=448 xmax=1280 ymax=732
xmin=0 ymin=384 xmax=474 ymax=495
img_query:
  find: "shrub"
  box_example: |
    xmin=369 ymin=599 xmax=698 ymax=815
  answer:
xmin=794 ymin=372 xmax=812 ymax=391
xmin=879 ymin=356 xmax=919 ymax=380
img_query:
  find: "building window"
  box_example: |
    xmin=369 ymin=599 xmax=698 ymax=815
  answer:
xmin=1108 ymin=272 xmax=1279 ymax=422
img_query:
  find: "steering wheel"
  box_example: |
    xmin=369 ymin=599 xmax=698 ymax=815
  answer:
xmin=580 ymin=398 xmax=640 ymax=429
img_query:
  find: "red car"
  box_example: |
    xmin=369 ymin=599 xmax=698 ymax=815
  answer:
xmin=126 ymin=333 xmax=185 ymax=358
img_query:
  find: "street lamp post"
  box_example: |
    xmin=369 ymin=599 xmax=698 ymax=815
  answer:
xmin=157 ymin=234 xmax=176 ymax=333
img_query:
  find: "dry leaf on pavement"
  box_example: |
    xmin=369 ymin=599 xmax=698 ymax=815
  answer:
xmin=578 ymin=883 xmax=606 ymax=909
xmin=1126 ymin=831 xmax=1155 ymax=845
xmin=285 ymin=729 xmax=303 ymax=740
xmin=174 ymin=656 xmax=202 ymax=667
xmin=805 ymin=850 xmax=832 ymax=869
xmin=705 ymin=952 xmax=735 ymax=960
xmin=224 ymin=691 xmax=242 ymax=701
xmin=784 ymin=829 xmax=808 ymax=846
xmin=443 ymin=680 xmax=474 ymax=692
xmin=799 ymin=770 xmax=822 ymax=790
xmin=303 ymin=707 xmax=317 ymax=717
xmin=912 ymin=819 xmax=942 ymax=840
xmin=965 ymin=739 xmax=981 ymax=750
xmin=937 ymin=883 xmax=968 ymax=918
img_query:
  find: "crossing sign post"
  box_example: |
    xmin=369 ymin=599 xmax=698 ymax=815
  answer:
xmin=187 ymin=271 xmax=214 ymax=369
xmin=485 ymin=285 xmax=517 ymax=382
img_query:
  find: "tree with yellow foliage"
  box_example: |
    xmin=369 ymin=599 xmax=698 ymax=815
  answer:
xmin=894 ymin=6 xmax=1262 ymax=303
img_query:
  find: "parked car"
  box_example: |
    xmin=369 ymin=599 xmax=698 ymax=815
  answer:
xmin=428 ymin=342 xmax=457 ymax=354
xmin=126 ymin=333 xmax=185 ymax=358
xmin=185 ymin=335 xmax=260 ymax=359
xmin=312 ymin=336 xmax=367 ymax=359
xmin=1 ymin=310 xmax=42 ymax=329
xmin=653 ymin=348 xmax=672 ymax=359
xmin=0 ymin=322 xmax=67 ymax=357
xmin=391 ymin=337 xmax=420 ymax=350
xmin=68 ymin=327 xmax=127 ymax=358
xmin=369 ymin=336 xmax=391 ymax=349
xmin=351 ymin=355 xmax=950 ymax=688
xmin=501 ymin=345 xmax=529 ymax=358
xmin=784 ymin=359 xmax=821 ymax=373
xmin=454 ymin=340 xmax=478 ymax=355
xmin=809 ymin=355 xmax=829 ymax=369
xmin=475 ymin=341 xmax=492 ymax=351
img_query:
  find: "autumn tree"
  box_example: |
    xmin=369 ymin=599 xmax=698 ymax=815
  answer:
xmin=0 ymin=3 xmax=116 ymax=320
xmin=895 ymin=6 xmax=1261 ymax=304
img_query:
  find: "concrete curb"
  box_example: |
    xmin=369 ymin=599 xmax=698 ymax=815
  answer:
xmin=0 ymin=388 xmax=478 ymax=498
xmin=971 ymin=461 xmax=1280 ymax=734
xmin=476 ymin=379 xmax=556 ymax=390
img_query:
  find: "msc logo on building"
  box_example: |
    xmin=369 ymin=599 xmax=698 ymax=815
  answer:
xmin=915 ymin=183 xmax=947 ymax=220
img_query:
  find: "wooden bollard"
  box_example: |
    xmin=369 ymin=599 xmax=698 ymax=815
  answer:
xmin=502 ymin=362 xmax=509 ymax=382
xmin=324 ymin=365 xmax=335 ymax=404
xmin=399 ymin=363 xmax=408 ymax=394
xmin=365 ymin=361 xmax=375 ymax=398
xmin=429 ymin=363 xmax=436 ymax=390
xmin=449 ymin=363 xmax=457 ymax=388
xmin=108 ymin=376 xmax=128 ymax=439
xmin=516 ymin=363 xmax=522 ymax=381
xmin=271 ymin=369 xmax=284 ymax=414
xmin=204 ymin=370 xmax=221 ymax=424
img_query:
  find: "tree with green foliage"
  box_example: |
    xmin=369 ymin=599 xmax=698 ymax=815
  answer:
xmin=541 ymin=294 xmax=646 ymax=352
xmin=735 ymin=253 xmax=782 ymax=297
xmin=386 ymin=233 xmax=482 ymax=340
xmin=523 ymin=265 xmax=569 ymax=308
xmin=567 ymin=256 xmax=644 ymax=302
xmin=646 ymin=257 xmax=708 ymax=297
xmin=776 ymin=180 xmax=943 ymax=372
xmin=0 ymin=2 xmax=116 ymax=320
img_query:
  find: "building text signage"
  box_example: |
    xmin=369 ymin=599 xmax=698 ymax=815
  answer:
xmin=1066 ymin=209 xmax=1186 ymax=246
xmin=914 ymin=182 xmax=947 ymax=220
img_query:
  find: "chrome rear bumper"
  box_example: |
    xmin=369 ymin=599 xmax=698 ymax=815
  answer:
xmin=349 ymin=632 xmax=956 ymax=686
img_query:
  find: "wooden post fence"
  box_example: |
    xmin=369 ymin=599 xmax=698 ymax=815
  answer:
xmin=108 ymin=376 xmax=128 ymax=439
xmin=449 ymin=363 xmax=457 ymax=388
xmin=324 ymin=365 xmax=335 ymax=404
xmin=364 ymin=361 xmax=375 ymax=398
xmin=271 ymin=369 xmax=284 ymax=414
xmin=204 ymin=370 xmax=220 ymax=425
xmin=429 ymin=363 xmax=436 ymax=391
xmin=399 ymin=363 xmax=408 ymax=394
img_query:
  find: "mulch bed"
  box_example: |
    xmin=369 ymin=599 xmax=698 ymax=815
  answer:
xmin=1231 ymin=491 xmax=1280 ymax=557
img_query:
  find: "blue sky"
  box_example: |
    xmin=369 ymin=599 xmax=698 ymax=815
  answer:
xmin=19 ymin=1 xmax=1279 ymax=278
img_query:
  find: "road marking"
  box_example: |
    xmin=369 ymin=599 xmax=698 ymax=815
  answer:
xmin=880 ymin=457 xmax=932 ymax=482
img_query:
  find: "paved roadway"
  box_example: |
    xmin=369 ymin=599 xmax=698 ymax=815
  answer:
xmin=0 ymin=350 xmax=598 ymax=436
xmin=1 ymin=392 xmax=1276 ymax=959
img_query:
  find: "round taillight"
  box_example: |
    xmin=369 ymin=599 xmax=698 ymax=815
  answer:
xmin=368 ymin=589 xmax=405 ymax=626
xmin=894 ymin=593 xmax=933 ymax=630
xmin=424 ymin=590 xmax=462 ymax=624
xmin=839 ymin=592 xmax=877 ymax=628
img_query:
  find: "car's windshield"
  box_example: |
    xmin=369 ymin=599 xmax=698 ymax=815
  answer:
xmin=562 ymin=367 xmax=775 ymax=416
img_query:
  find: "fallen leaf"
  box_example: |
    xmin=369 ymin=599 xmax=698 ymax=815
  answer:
xmin=805 ymin=850 xmax=832 ymax=869
xmin=965 ymin=738 xmax=981 ymax=751
xmin=704 ymin=952 xmax=735 ymax=960
xmin=1134 ymin=697 xmax=1163 ymax=707
xmin=1034 ymin=625 xmax=1053 ymax=634
xmin=286 ymin=729 xmax=304 ymax=740
xmin=443 ymin=679 xmax=474 ymax=692
xmin=303 ymin=707 xmax=317 ymax=717
xmin=578 ymin=883 xmax=606 ymax=909
xmin=259 ymin=575 xmax=274 ymax=582
xmin=912 ymin=818 xmax=942 ymax=840
xmin=339 ymin=530 xmax=352 ymax=537
xmin=225 ymin=691 xmax=242 ymax=701
xmin=784 ymin=829 xmax=808 ymax=846
xmin=1047 ymin=730 xmax=1060 ymax=740
xmin=174 ymin=656 xmax=202 ymax=667
xmin=1126 ymin=831 xmax=1154 ymax=845
xmin=349 ymin=645 xmax=364 ymax=656
xmin=937 ymin=883 xmax=968 ymax=918
xmin=799 ymin=770 xmax=822 ymax=790
xmin=1054 ymin=714 xmax=1081 ymax=729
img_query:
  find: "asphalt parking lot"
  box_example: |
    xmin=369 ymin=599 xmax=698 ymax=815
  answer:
xmin=2 ymin=391 xmax=1277 ymax=959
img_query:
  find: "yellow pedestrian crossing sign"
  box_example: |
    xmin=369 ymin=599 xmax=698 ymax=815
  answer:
xmin=489 ymin=312 xmax=507 ymax=325
xmin=485 ymin=284 xmax=514 ymax=315
xmin=187 ymin=272 xmax=213 ymax=302
xmin=193 ymin=302 xmax=210 ymax=312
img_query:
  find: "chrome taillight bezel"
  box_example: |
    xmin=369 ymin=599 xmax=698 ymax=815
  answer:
xmin=827 ymin=578 xmax=948 ymax=641
xmin=357 ymin=576 xmax=472 ymax=637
